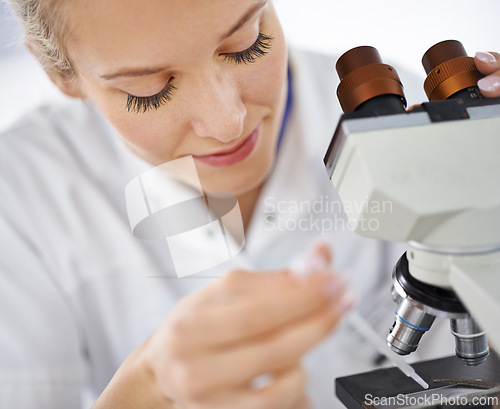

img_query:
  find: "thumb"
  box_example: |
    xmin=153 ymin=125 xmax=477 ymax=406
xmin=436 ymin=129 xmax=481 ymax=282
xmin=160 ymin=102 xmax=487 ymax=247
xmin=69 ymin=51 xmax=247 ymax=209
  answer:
xmin=310 ymin=239 xmax=333 ymax=266
xmin=291 ymin=239 xmax=334 ymax=277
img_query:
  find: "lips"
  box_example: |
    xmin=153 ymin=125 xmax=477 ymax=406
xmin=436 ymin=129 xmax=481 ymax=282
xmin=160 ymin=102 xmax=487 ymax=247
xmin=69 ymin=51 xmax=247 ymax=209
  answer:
xmin=193 ymin=125 xmax=260 ymax=168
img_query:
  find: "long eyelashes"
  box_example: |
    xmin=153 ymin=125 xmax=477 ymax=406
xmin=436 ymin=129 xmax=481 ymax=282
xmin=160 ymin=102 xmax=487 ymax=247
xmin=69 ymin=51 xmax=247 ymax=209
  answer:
xmin=221 ymin=32 xmax=273 ymax=65
xmin=126 ymin=82 xmax=176 ymax=113
xmin=125 ymin=32 xmax=273 ymax=113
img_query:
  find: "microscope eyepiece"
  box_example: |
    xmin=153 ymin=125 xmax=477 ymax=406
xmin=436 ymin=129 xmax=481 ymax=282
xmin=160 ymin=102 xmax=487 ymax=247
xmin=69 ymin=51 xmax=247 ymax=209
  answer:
xmin=327 ymin=41 xmax=500 ymax=373
xmin=335 ymin=46 xmax=406 ymax=114
xmin=422 ymin=40 xmax=484 ymax=101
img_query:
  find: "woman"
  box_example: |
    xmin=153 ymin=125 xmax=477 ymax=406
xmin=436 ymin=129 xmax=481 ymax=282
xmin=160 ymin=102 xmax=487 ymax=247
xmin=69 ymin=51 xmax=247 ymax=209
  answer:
xmin=1 ymin=0 xmax=499 ymax=408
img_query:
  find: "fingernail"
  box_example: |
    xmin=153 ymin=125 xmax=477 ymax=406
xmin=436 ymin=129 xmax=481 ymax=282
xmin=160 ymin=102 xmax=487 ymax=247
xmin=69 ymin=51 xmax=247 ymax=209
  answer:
xmin=475 ymin=51 xmax=496 ymax=65
xmin=291 ymin=252 xmax=329 ymax=279
xmin=478 ymin=75 xmax=500 ymax=93
xmin=336 ymin=291 xmax=356 ymax=314
xmin=305 ymin=254 xmax=329 ymax=273
xmin=323 ymin=275 xmax=348 ymax=298
xmin=250 ymin=373 xmax=273 ymax=390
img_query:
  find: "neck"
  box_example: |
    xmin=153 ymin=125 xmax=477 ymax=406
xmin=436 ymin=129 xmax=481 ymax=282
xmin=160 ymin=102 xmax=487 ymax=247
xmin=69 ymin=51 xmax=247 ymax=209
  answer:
xmin=238 ymin=184 xmax=264 ymax=232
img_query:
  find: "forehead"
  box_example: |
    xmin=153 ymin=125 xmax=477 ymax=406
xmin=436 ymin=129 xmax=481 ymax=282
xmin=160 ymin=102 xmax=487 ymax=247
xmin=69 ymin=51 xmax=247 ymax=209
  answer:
xmin=68 ymin=0 xmax=258 ymax=75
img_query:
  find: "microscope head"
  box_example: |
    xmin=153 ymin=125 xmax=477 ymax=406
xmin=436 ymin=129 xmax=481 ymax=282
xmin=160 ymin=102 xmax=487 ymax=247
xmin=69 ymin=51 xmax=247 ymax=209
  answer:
xmin=324 ymin=40 xmax=500 ymax=365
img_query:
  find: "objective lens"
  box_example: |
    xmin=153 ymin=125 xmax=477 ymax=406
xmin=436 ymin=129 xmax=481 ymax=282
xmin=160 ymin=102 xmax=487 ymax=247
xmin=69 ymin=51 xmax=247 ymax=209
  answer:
xmin=422 ymin=40 xmax=484 ymax=101
xmin=450 ymin=317 xmax=489 ymax=366
xmin=336 ymin=46 xmax=406 ymax=113
xmin=387 ymin=297 xmax=436 ymax=355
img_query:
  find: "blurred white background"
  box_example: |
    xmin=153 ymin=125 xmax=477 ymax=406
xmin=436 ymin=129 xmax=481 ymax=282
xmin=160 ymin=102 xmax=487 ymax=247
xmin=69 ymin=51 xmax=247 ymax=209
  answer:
xmin=1 ymin=0 xmax=499 ymax=131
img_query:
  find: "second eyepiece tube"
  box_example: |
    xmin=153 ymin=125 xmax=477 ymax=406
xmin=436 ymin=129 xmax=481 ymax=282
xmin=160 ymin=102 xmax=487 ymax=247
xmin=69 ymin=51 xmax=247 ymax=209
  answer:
xmin=422 ymin=40 xmax=484 ymax=101
xmin=335 ymin=46 xmax=407 ymax=115
xmin=335 ymin=40 xmax=485 ymax=115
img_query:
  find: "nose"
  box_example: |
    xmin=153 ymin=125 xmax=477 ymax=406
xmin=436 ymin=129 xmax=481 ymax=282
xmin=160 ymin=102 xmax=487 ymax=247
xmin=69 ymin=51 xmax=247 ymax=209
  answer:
xmin=189 ymin=73 xmax=246 ymax=143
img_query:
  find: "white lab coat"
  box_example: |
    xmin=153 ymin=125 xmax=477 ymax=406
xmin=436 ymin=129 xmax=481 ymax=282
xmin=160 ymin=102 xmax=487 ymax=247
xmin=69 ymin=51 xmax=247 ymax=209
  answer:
xmin=0 ymin=48 xmax=454 ymax=409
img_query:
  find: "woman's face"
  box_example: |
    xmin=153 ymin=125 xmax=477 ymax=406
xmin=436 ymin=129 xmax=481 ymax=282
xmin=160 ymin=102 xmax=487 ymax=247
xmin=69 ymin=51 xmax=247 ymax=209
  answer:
xmin=66 ymin=0 xmax=288 ymax=196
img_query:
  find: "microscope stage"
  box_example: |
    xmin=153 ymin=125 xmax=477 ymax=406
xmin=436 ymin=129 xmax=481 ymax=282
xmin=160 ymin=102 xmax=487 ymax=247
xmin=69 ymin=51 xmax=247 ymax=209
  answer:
xmin=336 ymin=352 xmax=500 ymax=409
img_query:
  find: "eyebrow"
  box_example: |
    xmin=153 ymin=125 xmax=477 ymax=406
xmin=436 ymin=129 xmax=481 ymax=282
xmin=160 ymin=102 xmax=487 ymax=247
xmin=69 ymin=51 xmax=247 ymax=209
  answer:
xmin=100 ymin=0 xmax=268 ymax=81
xmin=219 ymin=0 xmax=268 ymax=41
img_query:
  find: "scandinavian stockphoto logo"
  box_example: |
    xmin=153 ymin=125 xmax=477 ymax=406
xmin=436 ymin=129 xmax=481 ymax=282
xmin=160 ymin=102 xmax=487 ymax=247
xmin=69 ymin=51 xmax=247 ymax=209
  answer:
xmin=125 ymin=156 xmax=245 ymax=278
xmin=263 ymin=195 xmax=393 ymax=234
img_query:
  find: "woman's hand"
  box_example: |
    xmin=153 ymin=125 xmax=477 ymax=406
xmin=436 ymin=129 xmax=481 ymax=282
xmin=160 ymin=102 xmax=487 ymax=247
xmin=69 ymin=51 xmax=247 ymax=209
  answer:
xmin=475 ymin=51 xmax=500 ymax=97
xmin=139 ymin=261 xmax=351 ymax=408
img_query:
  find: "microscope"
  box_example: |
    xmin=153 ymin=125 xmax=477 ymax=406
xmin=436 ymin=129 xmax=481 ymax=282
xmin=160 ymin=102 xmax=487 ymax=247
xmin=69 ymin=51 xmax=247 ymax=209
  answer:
xmin=324 ymin=40 xmax=500 ymax=407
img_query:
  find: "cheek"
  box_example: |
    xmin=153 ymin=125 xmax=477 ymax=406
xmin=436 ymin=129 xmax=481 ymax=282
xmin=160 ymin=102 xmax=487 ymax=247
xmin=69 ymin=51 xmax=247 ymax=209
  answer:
xmin=111 ymin=112 xmax=177 ymax=162
xmin=243 ymin=34 xmax=287 ymax=109
xmin=111 ymin=113 xmax=166 ymax=150
xmin=81 ymin=82 xmax=184 ymax=163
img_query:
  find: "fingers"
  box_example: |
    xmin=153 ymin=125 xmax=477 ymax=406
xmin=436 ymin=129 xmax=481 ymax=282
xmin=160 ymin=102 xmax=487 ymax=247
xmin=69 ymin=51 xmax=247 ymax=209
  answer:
xmin=475 ymin=52 xmax=500 ymax=75
xmin=208 ymin=366 xmax=308 ymax=409
xmin=172 ymin=365 xmax=308 ymax=409
xmin=147 ymin=240 xmax=352 ymax=408
xmin=475 ymin=52 xmax=500 ymax=97
xmin=290 ymin=393 xmax=312 ymax=409
xmin=248 ymin=366 xmax=307 ymax=409
xmin=191 ymin=289 xmax=353 ymax=389
xmin=291 ymin=239 xmax=334 ymax=278
xmin=309 ymin=239 xmax=333 ymax=266
xmin=220 ymin=268 xmax=297 ymax=294
xmin=171 ymin=272 xmax=347 ymax=349
xmin=177 ymin=268 xmax=294 ymax=308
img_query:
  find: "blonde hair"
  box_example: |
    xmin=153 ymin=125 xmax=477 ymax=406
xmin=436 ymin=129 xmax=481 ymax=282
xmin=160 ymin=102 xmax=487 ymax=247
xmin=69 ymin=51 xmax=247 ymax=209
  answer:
xmin=6 ymin=0 xmax=74 ymax=78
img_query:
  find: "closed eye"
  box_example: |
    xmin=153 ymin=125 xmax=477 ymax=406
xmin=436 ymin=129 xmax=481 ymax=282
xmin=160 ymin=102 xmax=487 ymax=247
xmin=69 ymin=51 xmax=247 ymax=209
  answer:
xmin=221 ymin=32 xmax=273 ymax=65
xmin=124 ymin=32 xmax=273 ymax=113
xmin=125 ymin=81 xmax=176 ymax=113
